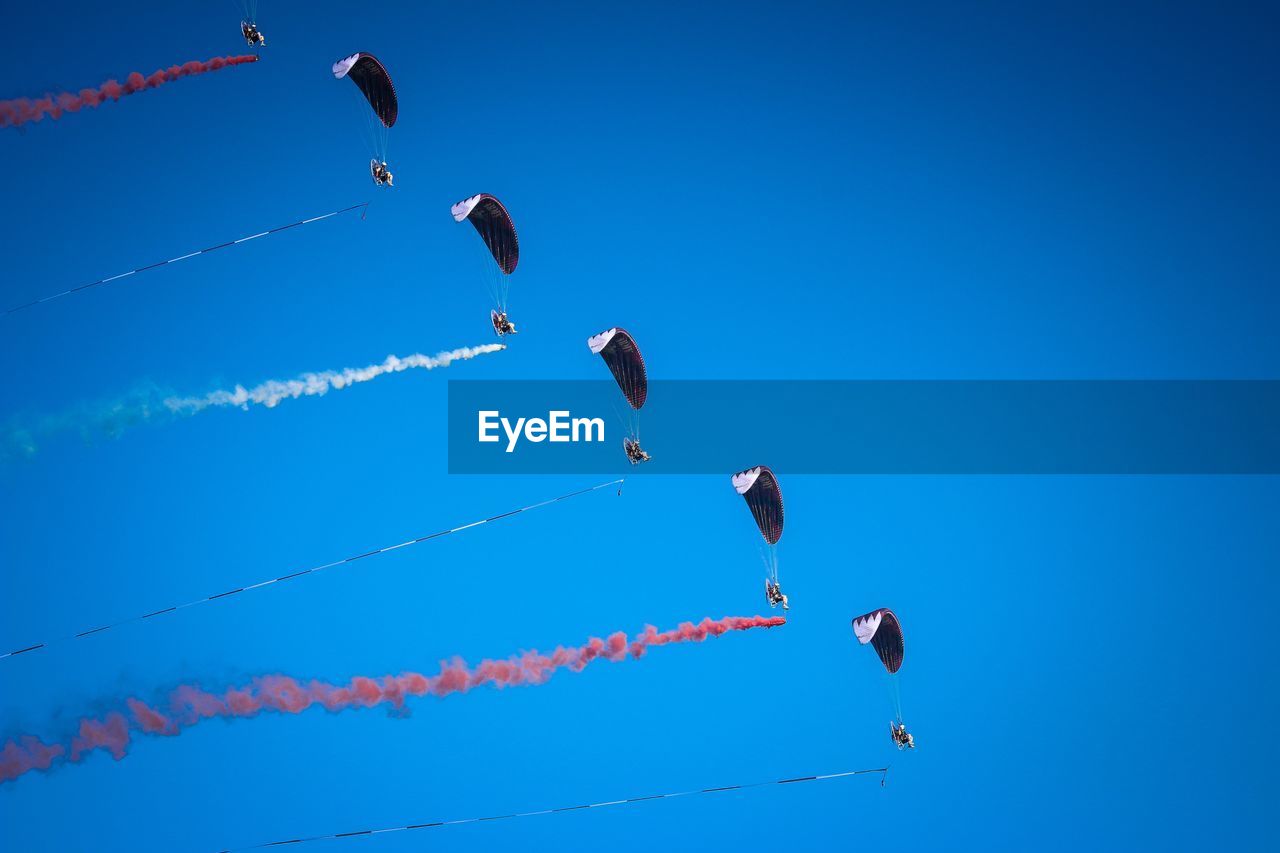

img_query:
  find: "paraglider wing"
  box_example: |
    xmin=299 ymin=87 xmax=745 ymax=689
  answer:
xmin=332 ymin=53 xmax=398 ymax=128
xmin=587 ymin=328 xmax=647 ymax=410
xmin=731 ymin=466 xmax=784 ymax=545
xmin=851 ymin=608 xmax=904 ymax=674
xmin=452 ymin=194 xmax=520 ymax=274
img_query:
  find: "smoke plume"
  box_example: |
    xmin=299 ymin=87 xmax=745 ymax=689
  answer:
xmin=1 ymin=56 xmax=259 ymax=128
xmin=1 ymin=345 xmax=504 ymax=461
xmin=163 ymin=345 xmax=506 ymax=413
xmin=0 ymin=616 xmax=784 ymax=784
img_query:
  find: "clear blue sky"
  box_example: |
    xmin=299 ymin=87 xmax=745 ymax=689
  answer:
xmin=2 ymin=1 xmax=1277 ymax=850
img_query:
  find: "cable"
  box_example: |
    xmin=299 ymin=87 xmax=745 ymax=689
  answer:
xmin=1 ymin=479 xmax=623 ymax=661
xmin=222 ymin=766 xmax=889 ymax=850
xmin=3 ymin=202 xmax=369 ymax=316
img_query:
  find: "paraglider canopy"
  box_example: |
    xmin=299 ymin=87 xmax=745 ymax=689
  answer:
xmin=732 ymin=466 xmax=784 ymax=546
xmin=852 ymin=608 xmax=904 ymax=674
xmin=453 ymin=194 xmax=520 ymax=274
xmin=587 ymin=328 xmax=647 ymax=410
xmin=332 ymin=53 xmax=398 ymax=127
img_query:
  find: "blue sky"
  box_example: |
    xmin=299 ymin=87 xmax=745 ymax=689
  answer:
xmin=2 ymin=1 xmax=1277 ymax=850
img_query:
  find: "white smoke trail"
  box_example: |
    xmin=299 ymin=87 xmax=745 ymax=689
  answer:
xmin=1 ymin=344 xmax=505 ymax=461
xmin=163 ymin=345 xmax=506 ymax=413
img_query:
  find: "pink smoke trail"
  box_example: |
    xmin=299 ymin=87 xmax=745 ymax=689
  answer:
xmin=0 ymin=616 xmax=784 ymax=784
xmin=0 ymin=55 xmax=259 ymax=128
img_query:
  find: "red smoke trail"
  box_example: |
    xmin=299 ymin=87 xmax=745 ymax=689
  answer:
xmin=0 ymin=55 xmax=259 ymax=128
xmin=0 ymin=616 xmax=783 ymax=784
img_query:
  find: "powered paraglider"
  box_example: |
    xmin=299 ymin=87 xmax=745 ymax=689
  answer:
xmin=851 ymin=608 xmax=913 ymax=749
xmin=732 ymin=466 xmax=787 ymax=609
xmin=453 ymin=194 xmax=520 ymax=335
xmin=588 ymin=328 xmax=649 ymax=463
xmin=332 ymin=53 xmax=398 ymax=186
